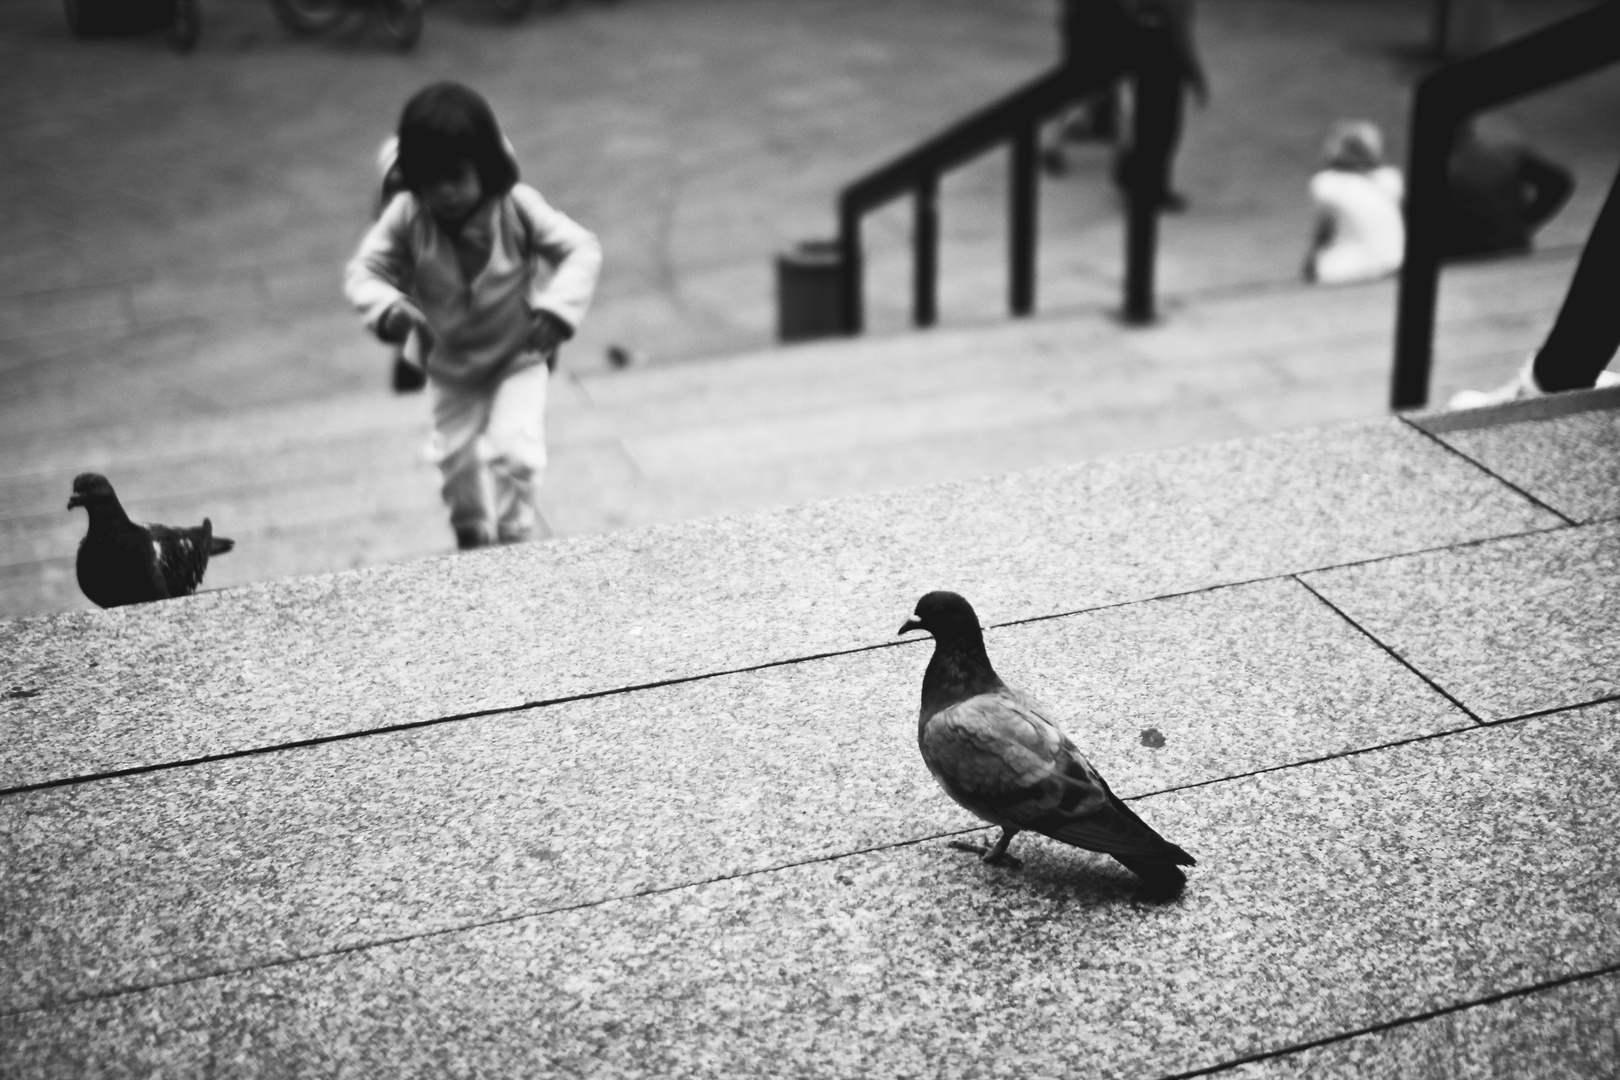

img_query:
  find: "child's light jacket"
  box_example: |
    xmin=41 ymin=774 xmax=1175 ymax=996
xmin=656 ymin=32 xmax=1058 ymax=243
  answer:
xmin=345 ymin=183 xmax=602 ymax=385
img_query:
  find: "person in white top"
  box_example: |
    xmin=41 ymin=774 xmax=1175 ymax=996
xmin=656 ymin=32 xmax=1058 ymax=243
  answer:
xmin=346 ymin=82 xmax=602 ymax=549
xmin=1304 ymin=120 xmax=1405 ymax=285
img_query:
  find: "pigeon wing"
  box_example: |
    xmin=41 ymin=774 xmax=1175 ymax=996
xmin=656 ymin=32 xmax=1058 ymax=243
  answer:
xmin=921 ymin=689 xmax=1103 ymax=816
xmin=146 ymin=519 xmax=213 ymax=598
xmin=924 ymin=689 xmax=1191 ymax=863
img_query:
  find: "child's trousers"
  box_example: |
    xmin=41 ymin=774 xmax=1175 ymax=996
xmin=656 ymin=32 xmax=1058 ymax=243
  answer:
xmin=428 ymin=360 xmax=550 ymax=545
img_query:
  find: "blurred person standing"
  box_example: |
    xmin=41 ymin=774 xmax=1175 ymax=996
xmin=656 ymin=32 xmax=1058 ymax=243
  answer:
xmin=1113 ymin=0 xmax=1208 ymax=211
xmin=1045 ymin=0 xmax=1208 ymax=209
xmin=346 ymin=82 xmax=602 ymax=549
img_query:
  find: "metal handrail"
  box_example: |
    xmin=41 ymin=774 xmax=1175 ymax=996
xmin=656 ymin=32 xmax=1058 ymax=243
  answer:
xmin=1391 ymin=0 xmax=1620 ymax=410
xmin=836 ymin=61 xmax=1149 ymax=334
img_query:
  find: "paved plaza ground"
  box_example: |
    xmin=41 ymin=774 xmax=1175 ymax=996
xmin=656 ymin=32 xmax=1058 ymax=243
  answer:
xmin=1 ymin=0 xmax=1617 ymax=616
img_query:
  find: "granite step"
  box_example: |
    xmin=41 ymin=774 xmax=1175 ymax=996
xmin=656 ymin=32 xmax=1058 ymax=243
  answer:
xmin=0 ymin=248 xmax=1593 ymax=621
xmin=3 ymin=389 xmax=1616 ymax=1078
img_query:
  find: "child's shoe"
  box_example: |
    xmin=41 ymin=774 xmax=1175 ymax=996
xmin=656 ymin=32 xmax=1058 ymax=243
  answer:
xmin=1449 ymin=355 xmax=1620 ymax=410
xmin=455 ymin=526 xmax=493 ymax=550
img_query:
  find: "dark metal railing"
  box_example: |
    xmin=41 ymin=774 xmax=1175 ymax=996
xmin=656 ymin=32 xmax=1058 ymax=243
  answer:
xmin=1391 ymin=0 xmax=1620 ymax=410
xmin=836 ymin=62 xmax=1157 ymax=334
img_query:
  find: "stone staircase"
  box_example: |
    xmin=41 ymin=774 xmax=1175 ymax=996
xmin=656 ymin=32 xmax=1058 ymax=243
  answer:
xmin=3 ymin=384 xmax=1618 ymax=1077
xmin=0 ymin=247 xmax=1588 ymax=620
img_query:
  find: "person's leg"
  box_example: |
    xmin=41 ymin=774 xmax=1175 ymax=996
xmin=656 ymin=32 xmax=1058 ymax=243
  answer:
xmin=485 ymin=361 xmax=551 ymax=543
xmin=428 ymin=378 xmax=496 ymax=548
xmin=1533 ymin=166 xmax=1620 ymax=391
xmin=1450 ymin=167 xmax=1620 ymax=407
xmin=1120 ymin=28 xmax=1185 ymax=208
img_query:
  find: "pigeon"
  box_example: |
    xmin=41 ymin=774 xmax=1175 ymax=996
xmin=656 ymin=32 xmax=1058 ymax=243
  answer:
xmin=899 ymin=590 xmax=1196 ymax=892
xmin=68 ymin=473 xmax=234 ymax=609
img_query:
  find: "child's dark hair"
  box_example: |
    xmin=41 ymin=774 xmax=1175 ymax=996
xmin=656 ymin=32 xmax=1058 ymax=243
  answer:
xmin=396 ymin=82 xmax=518 ymax=197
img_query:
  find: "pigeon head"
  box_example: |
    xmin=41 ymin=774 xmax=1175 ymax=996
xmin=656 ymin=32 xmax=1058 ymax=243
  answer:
xmin=68 ymin=472 xmax=120 ymax=512
xmin=902 ymin=591 xmax=1003 ymax=716
xmin=898 ymin=590 xmax=983 ymax=641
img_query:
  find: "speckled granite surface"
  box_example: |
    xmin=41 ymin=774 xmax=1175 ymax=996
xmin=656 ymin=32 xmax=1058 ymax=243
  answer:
xmin=1429 ymin=408 xmax=1620 ymax=525
xmin=1302 ymin=519 xmax=1620 ymax=722
xmin=5 ymin=706 xmax=1616 ymax=1079
xmin=1 ymin=419 xmax=1558 ymax=790
xmin=1 ymin=577 xmax=1469 ymax=1013
xmin=1230 ymin=972 xmax=1620 ymax=1079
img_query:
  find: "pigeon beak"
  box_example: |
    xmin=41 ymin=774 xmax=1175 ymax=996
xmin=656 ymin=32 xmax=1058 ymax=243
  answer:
xmin=898 ymin=616 xmax=924 ymax=636
xmin=67 ymin=493 xmax=84 ymax=509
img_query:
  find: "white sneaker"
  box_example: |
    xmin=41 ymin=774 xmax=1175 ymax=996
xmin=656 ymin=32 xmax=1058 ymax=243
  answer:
xmin=1449 ymin=356 xmax=1620 ymax=410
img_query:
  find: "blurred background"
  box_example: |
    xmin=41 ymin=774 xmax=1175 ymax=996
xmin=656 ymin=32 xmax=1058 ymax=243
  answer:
xmin=3 ymin=0 xmax=1617 ymax=617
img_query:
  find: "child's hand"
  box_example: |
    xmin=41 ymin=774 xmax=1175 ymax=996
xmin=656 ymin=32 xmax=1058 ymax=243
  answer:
xmin=527 ymin=310 xmax=568 ymax=357
xmin=378 ymin=300 xmax=426 ymax=344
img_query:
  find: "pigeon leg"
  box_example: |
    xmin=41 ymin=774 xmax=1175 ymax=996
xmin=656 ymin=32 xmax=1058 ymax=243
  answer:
xmin=948 ymin=828 xmax=1023 ymax=868
xmin=983 ymin=827 xmax=1021 ymax=865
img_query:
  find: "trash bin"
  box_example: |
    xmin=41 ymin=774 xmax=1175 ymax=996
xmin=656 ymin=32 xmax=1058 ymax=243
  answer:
xmin=65 ymin=0 xmax=198 ymax=49
xmin=776 ymin=239 xmax=847 ymax=342
xmin=64 ymin=0 xmax=172 ymax=35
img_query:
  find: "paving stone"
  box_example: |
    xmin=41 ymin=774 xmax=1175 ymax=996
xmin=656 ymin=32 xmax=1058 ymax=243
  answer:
xmin=1229 ymin=972 xmax=1620 ymax=1079
xmin=0 ymin=576 xmax=1468 ymax=1011
xmin=4 ymin=705 xmax=1614 ymax=1078
xmin=1429 ymin=408 xmax=1620 ymax=525
xmin=1301 ymin=520 xmax=1620 ymax=723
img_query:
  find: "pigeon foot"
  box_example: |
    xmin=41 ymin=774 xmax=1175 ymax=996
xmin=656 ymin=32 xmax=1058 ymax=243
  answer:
xmin=948 ymin=839 xmax=1023 ymax=869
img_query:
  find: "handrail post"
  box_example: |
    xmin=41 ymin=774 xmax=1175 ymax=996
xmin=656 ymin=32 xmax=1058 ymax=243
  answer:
xmin=1391 ymin=86 xmax=1455 ymax=410
xmin=1122 ymin=68 xmax=1158 ymax=324
xmin=1123 ymin=193 xmax=1157 ymax=324
xmin=914 ymin=176 xmax=939 ymax=327
xmin=838 ymin=196 xmax=862 ymax=334
xmin=1010 ymin=118 xmax=1038 ymax=316
xmin=1389 ymin=0 xmax=1620 ymax=410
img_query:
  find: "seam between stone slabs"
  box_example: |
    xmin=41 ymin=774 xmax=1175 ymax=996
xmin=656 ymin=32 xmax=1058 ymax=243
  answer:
xmin=1477 ymin=690 xmax=1620 ymax=726
xmin=7 ymin=698 xmax=1612 ymax=1020
xmin=1 ymin=520 xmax=1588 ymax=799
xmin=0 ymin=640 xmax=906 ymax=799
xmin=0 ymin=828 xmax=975 ymax=1020
xmin=1150 ymin=961 xmax=1620 ymax=1080
xmin=1289 ymin=575 xmax=1486 ymax=727
xmin=1396 ymin=413 xmax=1578 ymax=526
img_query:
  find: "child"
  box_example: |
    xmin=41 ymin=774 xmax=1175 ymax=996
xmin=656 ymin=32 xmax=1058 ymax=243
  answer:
xmin=345 ymin=82 xmax=602 ymax=549
xmin=1304 ymin=120 xmax=1404 ymax=285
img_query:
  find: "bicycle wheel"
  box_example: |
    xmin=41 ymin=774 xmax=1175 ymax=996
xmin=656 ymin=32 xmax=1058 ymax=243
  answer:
xmin=270 ymin=0 xmax=348 ymax=35
xmin=166 ymin=0 xmax=199 ymax=50
xmin=376 ymin=0 xmax=422 ymax=50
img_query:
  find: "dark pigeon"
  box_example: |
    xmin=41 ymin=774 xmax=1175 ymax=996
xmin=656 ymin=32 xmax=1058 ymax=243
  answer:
xmin=68 ymin=472 xmax=234 ymax=608
xmin=899 ymin=590 xmax=1196 ymax=893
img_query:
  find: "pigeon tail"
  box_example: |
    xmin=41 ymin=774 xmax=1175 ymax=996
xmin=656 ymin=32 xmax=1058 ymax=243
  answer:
xmin=204 ymin=520 xmax=234 ymax=556
xmin=1098 ymin=781 xmax=1197 ymax=867
xmin=1110 ymin=853 xmax=1188 ymax=892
